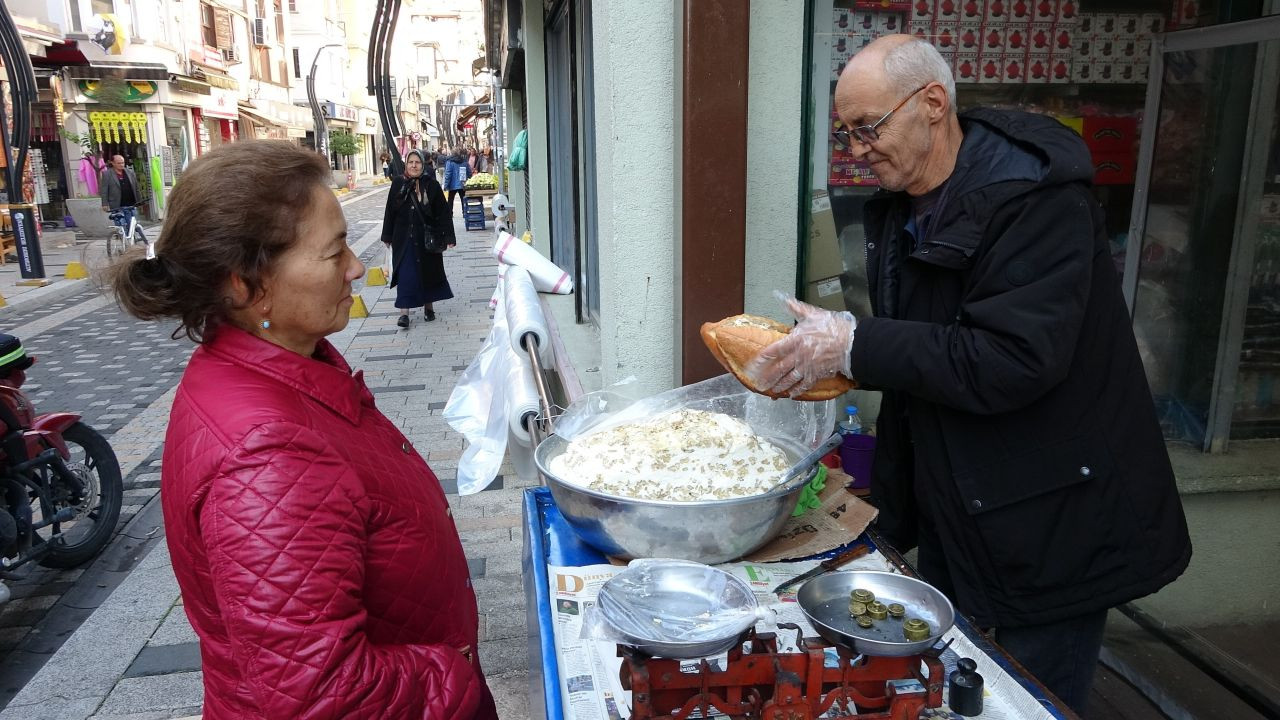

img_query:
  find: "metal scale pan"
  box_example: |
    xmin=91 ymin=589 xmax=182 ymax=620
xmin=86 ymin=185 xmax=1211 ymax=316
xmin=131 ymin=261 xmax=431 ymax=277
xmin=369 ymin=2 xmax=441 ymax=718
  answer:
xmin=796 ymin=570 xmax=955 ymax=657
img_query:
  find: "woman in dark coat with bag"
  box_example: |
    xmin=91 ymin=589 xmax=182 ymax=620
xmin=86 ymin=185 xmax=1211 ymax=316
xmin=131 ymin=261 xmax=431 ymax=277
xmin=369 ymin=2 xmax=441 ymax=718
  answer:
xmin=381 ymin=149 xmax=455 ymax=328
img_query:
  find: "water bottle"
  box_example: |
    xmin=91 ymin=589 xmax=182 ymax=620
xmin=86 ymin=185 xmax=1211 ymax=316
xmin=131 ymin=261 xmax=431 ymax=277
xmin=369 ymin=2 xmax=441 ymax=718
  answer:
xmin=838 ymin=405 xmax=862 ymax=435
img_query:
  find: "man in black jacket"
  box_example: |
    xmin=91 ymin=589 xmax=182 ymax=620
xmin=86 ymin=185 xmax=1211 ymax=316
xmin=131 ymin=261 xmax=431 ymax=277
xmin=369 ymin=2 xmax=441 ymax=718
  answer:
xmin=749 ymin=35 xmax=1191 ymax=715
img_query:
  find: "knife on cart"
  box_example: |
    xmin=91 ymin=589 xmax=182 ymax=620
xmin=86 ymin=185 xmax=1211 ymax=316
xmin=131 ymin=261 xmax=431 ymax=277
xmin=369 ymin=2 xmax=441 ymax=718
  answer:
xmin=772 ymin=544 xmax=872 ymax=595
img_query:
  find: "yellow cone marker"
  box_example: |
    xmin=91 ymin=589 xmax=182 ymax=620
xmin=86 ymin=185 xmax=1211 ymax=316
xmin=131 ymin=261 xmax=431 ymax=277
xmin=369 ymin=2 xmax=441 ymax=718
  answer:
xmin=65 ymin=261 xmax=90 ymax=279
xmin=365 ymin=266 xmax=387 ymax=286
xmin=0 ymin=293 xmax=6 ymax=308
xmin=349 ymin=295 xmax=369 ymax=318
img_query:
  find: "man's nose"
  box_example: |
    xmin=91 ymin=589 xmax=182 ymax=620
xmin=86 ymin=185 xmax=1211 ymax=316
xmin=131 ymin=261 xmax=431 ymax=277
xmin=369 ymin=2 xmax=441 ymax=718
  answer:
xmin=849 ymin=139 xmax=872 ymax=162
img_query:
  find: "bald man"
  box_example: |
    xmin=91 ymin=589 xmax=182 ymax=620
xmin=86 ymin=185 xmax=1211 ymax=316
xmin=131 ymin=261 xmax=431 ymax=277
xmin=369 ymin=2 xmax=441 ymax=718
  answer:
xmin=100 ymin=154 xmax=143 ymax=238
xmin=748 ymin=35 xmax=1190 ymax=714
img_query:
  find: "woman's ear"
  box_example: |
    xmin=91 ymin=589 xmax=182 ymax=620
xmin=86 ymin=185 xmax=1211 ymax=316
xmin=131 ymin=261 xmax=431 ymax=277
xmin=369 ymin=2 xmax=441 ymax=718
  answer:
xmin=227 ymin=274 xmax=267 ymax=308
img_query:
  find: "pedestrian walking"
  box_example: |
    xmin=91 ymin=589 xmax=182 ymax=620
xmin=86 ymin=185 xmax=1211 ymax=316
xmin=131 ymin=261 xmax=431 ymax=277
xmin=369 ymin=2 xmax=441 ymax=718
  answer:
xmin=379 ymin=150 xmax=391 ymax=178
xmin=443 ymin=147 xmax=471 ymax=216
xmin=381 ymin=148 xmax=456 ymax=327
xmin=106 ymin=140 xmax=497 ymax=720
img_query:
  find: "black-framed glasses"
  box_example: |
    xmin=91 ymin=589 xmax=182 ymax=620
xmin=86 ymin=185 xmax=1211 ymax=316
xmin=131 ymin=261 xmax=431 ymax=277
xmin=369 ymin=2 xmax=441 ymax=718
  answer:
xmin=831 ymin=84 xmax=930 ymax=149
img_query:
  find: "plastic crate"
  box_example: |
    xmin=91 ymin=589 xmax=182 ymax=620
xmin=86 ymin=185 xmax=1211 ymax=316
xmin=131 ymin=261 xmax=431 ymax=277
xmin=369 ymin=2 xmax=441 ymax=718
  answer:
xmin=462 ymin=196 xmax=486 ymax=231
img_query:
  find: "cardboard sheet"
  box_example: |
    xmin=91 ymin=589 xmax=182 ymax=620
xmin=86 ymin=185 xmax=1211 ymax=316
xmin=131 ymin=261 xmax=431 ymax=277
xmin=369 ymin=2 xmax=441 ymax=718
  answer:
xmin=745 ymin=467 xmax=878 ymax=562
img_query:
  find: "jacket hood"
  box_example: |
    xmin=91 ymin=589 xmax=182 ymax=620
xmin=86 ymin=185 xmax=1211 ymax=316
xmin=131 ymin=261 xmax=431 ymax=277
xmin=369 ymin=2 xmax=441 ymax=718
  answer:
xmin=952 ymin=108 xmax=1094 ymax=194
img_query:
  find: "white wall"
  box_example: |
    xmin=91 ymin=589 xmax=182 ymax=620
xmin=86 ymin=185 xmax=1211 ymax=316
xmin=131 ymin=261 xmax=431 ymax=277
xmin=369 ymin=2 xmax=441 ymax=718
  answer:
xmin=744 ymin=0 xmax=805 ymax=318
xmin=522 ymin=0 xmax=552 ymax=258
xmin=592 ymin=0 xmax=677 ymax=397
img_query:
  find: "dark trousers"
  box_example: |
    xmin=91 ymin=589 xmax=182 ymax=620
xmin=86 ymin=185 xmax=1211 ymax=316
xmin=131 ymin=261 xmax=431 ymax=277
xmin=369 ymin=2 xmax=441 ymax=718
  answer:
xmin=447 ymin=188 xmax=466 ymax=215
xmin=917 ymin=519 xmax=1107 ymax=717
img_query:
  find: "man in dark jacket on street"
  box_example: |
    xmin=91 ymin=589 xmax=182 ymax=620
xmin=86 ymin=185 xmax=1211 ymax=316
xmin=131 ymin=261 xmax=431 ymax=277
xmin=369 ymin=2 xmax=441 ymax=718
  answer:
xmin=749 ymin=34 xmax=1191 ymax=715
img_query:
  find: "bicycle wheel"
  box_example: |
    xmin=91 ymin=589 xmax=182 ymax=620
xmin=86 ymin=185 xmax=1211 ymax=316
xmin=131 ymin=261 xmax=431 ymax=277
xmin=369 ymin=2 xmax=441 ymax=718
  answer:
xmin=36 ymin=422 xmax=124 ymax=568
xmin=106 ymin=228 xmax=126 ymax=258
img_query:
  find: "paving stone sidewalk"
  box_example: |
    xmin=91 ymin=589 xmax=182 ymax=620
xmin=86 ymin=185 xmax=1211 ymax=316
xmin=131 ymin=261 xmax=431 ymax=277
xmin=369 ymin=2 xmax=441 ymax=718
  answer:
xmin=0 ymin=194 xmax=530 ymax=720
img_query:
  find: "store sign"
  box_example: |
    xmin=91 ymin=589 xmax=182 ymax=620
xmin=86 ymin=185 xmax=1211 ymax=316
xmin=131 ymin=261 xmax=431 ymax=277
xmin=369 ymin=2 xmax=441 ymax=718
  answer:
xmin=320 ymin=102 xmax=357 ymax=122
xmin=202 ymin=87 xmax=238 ymax=120
xmin=358 ymin=108 xmax=380 ymax=130
xmin=188 ymin=47 xmax=226 ymax=71
xmin=78 ymin=80 xmax=157 ymax=102
xmin=88 ymin=111 xmax=148 ymax=143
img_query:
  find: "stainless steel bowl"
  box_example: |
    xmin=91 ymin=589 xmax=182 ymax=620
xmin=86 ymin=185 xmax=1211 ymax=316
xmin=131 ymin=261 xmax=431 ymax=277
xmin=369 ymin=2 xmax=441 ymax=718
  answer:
xmin=597 ymin=560 xmax=758 ymax=659
xmin=534 ymin=433 xmax=819 ymax=563
xmin=796 ymin=570 xmax=955 ymax=656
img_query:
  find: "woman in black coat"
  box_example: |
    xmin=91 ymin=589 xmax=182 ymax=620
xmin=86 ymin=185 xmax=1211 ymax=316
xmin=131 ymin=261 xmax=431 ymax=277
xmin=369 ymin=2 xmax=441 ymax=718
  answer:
xmin=381 ymin=149 xmax=455 ymax=327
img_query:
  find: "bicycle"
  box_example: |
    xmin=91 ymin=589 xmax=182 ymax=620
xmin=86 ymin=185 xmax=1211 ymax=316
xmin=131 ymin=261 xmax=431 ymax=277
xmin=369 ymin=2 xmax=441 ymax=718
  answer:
xmin=105 ymin=200 xmax=152 ymax=259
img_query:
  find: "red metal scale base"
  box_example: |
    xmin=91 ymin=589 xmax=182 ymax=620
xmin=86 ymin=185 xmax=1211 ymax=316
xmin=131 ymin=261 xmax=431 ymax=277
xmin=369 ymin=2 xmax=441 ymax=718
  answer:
xmin=619 ymin=626 xmax=944 ymax=720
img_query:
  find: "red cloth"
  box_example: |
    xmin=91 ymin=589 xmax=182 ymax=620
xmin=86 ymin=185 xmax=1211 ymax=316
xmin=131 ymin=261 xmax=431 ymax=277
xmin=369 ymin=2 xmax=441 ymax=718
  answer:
xmin=162 ymin=325 xmax=496 ymax=719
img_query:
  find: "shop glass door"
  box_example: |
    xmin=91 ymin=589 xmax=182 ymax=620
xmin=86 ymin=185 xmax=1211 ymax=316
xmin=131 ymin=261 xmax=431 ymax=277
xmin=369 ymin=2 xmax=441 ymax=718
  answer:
xmin=1127 ymin=18 xmax=1280 ymax=453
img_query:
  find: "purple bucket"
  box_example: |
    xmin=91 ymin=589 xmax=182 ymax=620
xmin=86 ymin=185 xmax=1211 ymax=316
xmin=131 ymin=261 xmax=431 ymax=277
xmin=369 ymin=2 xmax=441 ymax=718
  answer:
xmin=840 ymin=433 xmax=877 ymax=489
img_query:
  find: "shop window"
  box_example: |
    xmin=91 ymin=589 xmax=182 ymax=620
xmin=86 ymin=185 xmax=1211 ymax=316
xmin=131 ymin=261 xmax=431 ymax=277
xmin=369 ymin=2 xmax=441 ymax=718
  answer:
xmin=545 ymin=0 xmax=599 ymax=324
xmin=274 ymin=0 xmax=285 ymax=39
xmin=201 ymin=3 xmax=218 ymax=48
xmin=292 ymin=47 xmax=301 ymax=78
xmin=91 ymin=0 xmax=115 ymax=14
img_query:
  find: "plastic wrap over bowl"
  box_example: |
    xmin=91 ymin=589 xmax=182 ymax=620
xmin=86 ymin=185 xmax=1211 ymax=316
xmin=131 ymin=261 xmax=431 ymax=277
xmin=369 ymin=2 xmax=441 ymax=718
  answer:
xmin=535 ymin=433 xmax=819 ymax=563
xmin=597 ymin=559 xmax=758 ymax=658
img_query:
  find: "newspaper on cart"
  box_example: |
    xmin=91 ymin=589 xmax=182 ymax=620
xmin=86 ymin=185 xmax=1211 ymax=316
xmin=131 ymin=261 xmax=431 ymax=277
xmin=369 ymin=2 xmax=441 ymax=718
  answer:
xmin=547 ymin=553 xmax=1060 ymax=720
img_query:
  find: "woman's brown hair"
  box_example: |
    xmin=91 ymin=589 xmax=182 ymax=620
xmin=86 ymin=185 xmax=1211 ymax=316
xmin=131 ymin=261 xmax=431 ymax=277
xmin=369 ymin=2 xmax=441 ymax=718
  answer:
xmin=107 ymin=141 xmax=331 ymax=341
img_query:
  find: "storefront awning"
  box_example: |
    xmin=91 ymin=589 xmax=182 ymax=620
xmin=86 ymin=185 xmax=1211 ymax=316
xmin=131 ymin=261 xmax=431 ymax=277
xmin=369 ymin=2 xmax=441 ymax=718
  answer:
xmin=191 ymin=64 xmax=238 ymax=91
xmin=66 ymin=62 xmax=170 ymax=81
xmin=170 ymin=74 xmax=212 ymax=96
xmin=454 ymin=93 xmax=491 ymax=131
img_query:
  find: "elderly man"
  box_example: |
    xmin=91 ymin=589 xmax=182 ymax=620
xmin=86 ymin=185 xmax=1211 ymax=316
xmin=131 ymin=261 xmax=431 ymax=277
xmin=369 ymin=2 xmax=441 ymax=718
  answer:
xmin=99 ymin=154 xmax=142 ymax=234
xmin=748 ymin=35 xmax=1190 ymax=715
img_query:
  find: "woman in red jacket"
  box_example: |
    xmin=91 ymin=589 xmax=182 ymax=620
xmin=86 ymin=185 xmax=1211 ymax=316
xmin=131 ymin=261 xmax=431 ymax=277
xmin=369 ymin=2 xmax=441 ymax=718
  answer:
xmin=108 ymin=141 xmax=497 ymax=720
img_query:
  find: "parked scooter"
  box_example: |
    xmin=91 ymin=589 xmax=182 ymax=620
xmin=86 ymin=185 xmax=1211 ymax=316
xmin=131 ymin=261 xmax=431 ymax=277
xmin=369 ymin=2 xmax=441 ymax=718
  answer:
xmin=0 ymin=334 xmax=122 ymax=603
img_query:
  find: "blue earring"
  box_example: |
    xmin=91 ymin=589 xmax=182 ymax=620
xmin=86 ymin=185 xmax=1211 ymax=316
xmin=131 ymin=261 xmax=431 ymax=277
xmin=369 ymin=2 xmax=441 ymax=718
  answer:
xmin=261 ymin=320 xmax=270 ymax=329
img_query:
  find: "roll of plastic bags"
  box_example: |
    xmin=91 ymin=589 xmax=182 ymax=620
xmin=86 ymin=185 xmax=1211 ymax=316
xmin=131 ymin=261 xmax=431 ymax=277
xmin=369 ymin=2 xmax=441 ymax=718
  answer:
xmin=492 ymin=231 xmax=573 ymax=294
xmin=506 ymin=353 xmax=541 ymax=446
xmin=504 ymin=266 xmax=552 ymax=366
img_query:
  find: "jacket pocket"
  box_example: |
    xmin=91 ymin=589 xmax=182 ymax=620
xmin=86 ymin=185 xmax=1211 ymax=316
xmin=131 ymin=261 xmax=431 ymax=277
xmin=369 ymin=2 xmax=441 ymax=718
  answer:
xmin=952 ymin=430 xmax=1138 ymax=597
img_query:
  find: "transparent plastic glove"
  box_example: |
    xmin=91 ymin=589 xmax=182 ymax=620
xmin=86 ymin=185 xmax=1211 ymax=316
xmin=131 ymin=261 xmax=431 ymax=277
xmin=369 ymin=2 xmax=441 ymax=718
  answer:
xmin=744 ymin=291 xmax=856 ymax=398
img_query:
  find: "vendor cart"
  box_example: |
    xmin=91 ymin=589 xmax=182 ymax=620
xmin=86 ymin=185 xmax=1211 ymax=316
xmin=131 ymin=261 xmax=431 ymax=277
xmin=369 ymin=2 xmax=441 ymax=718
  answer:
xmin=522 ymin=486 xmax=1079 ymax=720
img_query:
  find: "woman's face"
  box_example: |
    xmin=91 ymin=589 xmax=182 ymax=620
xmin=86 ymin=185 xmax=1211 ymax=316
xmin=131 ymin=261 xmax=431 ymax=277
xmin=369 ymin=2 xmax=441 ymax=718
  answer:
xmin=405 ymin=155 xmax=423 ymax=177
xmin=256 ymin=185 xmax=365 ymax=355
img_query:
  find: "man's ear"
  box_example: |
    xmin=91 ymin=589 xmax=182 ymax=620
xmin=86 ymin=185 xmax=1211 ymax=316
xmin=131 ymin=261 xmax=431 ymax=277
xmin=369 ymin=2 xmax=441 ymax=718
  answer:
xmin=924 ymin=83 xmax=950 ymax=121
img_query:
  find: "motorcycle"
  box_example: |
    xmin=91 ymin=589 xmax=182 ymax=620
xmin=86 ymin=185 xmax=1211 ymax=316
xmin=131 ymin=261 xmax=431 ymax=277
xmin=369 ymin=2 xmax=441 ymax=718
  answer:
xmin=0 ymin=334 xmax=123 ymax=603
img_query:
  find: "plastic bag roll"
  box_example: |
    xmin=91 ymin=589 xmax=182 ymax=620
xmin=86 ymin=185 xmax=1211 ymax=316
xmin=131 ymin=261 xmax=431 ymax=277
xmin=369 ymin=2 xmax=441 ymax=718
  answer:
xmin=492 ymin=231 xmax=574 ymax=294
xmin=504 ymin=266 xmax=552 ymax=366
xmin=506 ymin=353 xmax=541 ymax=446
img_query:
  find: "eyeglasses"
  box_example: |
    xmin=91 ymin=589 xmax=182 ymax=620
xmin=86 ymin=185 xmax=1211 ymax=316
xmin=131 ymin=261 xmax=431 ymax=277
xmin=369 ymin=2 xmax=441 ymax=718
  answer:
xmin=831 ymin=85 xmax=930 ymax=149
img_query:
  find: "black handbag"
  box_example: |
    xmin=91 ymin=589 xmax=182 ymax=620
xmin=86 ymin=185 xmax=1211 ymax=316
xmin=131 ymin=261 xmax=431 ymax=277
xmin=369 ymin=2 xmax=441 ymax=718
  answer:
xmin=407 ymin=186 xmax=447 ymax=253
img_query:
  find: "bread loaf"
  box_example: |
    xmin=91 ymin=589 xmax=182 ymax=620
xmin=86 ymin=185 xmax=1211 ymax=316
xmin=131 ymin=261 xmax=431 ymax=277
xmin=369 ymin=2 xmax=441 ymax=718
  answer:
xmin=700 ymin=314 xmax=856 ymax=401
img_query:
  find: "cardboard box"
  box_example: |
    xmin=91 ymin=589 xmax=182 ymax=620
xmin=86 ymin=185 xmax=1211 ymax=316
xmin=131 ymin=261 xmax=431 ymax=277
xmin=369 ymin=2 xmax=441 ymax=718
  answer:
xmin=981 ymin=27 xmax=1007 ymax=55
xmin=1074 ymin=35 xmax=1094 ymax=60
xmin=1052 ymin=27 xmax=1074 ymax=53
xmin=958 ymin=23 xmax=983 ymax=51
xmin=1032 ymin=0 xmax=1057 ymax=23
xmin=854 ymin=11 xmax=879 ymax=33
xmin=1092 ymin=151 xmax=1136 ymax=185
xmin=910 ymin=0 xmax=935 ymax=27
xmin=1057 ymin=0 xmax=1081 ymax=25
xmin=808 ymin=191 xmax=845 ymax=279
xmin=935 ymin=0 xmax=961 ymax=24
xmin=937 ymin=44 xmax=959 ymax=68
xmin=1140 ymin=13 xmax=1164 ymax=35
xmin=806 ymin=276 xmax=849 ymax=312
xmin=959 ymin=0 xmax=986 ymax=23
xmin=877 ymin=12 xmax=906 ymax=33
xmin=1115 ymin=60 xmax=1139 ymax=84
xmin=1009 ymin=0 xmax=1034 ymax=22
xmin=1003 ymin=52 xmax=1029 ymax=82
xmin=935 ymin=27 xmax=959 ymax=50
xmin=1028 ymin=23 xmax=1054 ymax=55
xmin=834 ymin=8 xmax=853 ymax=30
xmin=1083 ymin=115 xmax=1138 ymax=152
xmin=1077 ymin=13 xmax=1096 ymax=34
xmin=1117 ymin=13 xmax=1141 ymax=37
xmin=1048 ymin=56 xmax=1072 ymax=83
xmin=911 ymin=24 xmax=931 ymax=42
xmin=1136 ymin=37 xmax=1153 ymax=59
xmin=985 ymin=0 xmax=1010 ymax=24
xmin=828 ymin=162 xmax=879 ymax=187
xmin=978 ymin=56 xmax=1004 ymax=83
xmin=1069 ymin=58 xmax=1093 ymax=83
xmin=1116 ymin=36 xmax=1139 ymax=60
xmin=1027 ymin=55 xmax=1053 ymax=82
xmin=1094 ymin=13 xmax=1118 ymax=37
xmin=1093 ymin=34 xmax=1118 ymax=59
xmin=1095 ymin=61 xmax=1116 ymax=83
xmin=1006 ymin=26 xmax=1030 ymax=53
xmin=955 ymin=52 xmax=981 ymax=82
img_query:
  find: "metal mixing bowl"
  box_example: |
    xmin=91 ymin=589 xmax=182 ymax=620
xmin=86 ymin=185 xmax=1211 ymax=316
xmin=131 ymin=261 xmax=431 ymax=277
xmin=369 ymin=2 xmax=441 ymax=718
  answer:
xmin=534 ymin=433 xmax=819 ymax=563
xmin=597 ymin=560 xmax=758 ymax=658
xmin=796 ymin=570 xmax=955 ymax=656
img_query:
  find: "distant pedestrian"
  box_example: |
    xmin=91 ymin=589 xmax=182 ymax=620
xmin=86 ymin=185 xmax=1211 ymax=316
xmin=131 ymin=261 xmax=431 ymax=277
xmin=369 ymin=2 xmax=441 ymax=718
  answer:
xmin=381 ymin=148 xmax=455 ymax=327
xmin=106 ymin=140 xmax=496 ymax=720
xmin=379 ymin=150 xmax=391 ymax=178
xmin=99 ymin=154 xmax=141 ymax=232
xmin=443 ymin=147 xmax=471 ymax=216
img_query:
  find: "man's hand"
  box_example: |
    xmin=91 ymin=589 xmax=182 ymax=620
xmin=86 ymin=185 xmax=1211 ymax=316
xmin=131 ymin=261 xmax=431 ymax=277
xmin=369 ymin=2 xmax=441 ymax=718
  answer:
xmin=744 ymin=292 xmax=857 ymax=398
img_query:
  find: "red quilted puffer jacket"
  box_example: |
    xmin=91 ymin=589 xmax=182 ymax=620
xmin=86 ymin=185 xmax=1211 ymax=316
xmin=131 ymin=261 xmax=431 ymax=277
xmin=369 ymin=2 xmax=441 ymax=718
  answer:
xmin=162 ymin=325 xmax=496 ymax=719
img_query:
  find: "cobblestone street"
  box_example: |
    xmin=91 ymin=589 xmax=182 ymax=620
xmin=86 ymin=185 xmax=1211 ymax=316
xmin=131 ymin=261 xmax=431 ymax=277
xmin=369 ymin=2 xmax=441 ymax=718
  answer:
xmin=0 ymin=183 xmax=530 ymax=719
